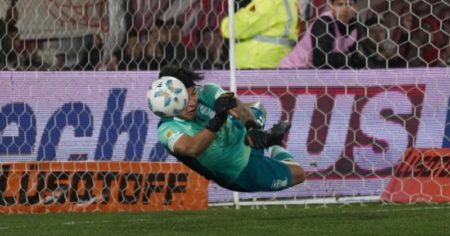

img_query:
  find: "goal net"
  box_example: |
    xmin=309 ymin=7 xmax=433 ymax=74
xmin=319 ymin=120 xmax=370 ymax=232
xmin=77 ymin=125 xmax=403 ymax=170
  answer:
xmin=1 ymin=0 xmax=450 ymax=213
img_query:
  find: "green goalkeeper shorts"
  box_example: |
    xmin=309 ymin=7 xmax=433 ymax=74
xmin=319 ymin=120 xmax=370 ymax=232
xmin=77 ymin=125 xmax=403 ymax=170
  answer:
xmin=224 ymin=149 xmax=293 ymax=192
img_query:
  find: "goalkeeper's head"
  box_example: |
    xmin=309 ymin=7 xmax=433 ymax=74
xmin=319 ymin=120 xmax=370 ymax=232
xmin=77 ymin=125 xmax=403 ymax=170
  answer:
xmin=158 ymin=65 xmax=204 ymax=89
xmin=157 ymin=65 xmax=204 ymax=120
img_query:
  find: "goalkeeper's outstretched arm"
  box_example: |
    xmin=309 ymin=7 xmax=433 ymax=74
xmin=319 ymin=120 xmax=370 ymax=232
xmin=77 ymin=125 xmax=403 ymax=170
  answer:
xmin=229 ymin=100 xmax=266 ymax=129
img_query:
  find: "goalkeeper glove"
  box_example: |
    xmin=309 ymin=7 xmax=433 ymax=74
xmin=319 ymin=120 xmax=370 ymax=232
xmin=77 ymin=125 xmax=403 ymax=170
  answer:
xmin=244 ymin=128 xmax=269 ymax=149
xmin=205 ymin=92 xmax=237 ymax=132
xmin=245 ymin=121 xmax=291 ymax=149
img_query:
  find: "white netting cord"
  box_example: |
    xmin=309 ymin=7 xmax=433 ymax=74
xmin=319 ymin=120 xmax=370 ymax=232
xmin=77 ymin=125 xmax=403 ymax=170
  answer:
xmin=0 ymin=0 xmax=448 ymax=71
xmin=1 ymin=0 xmax=450 ymax=213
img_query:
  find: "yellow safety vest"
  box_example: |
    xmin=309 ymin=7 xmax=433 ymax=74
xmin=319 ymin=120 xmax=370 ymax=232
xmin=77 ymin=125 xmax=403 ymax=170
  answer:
xmin=221 ymin=0 xmax=299 ymax=69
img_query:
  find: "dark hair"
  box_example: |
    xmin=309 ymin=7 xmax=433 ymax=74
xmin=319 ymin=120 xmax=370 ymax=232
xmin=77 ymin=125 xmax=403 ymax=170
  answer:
xmin=154 ymin=19 xmax=165 ymax=28
xmin=158 ymin=65 xmax=204 ymax=88
xmin=163 ymin=18 xmax=183 ymax=30
xmin=128 ymin=29 xmax=138 ymax=37
xmin=7 ymin=24 xmax=18 ymax=33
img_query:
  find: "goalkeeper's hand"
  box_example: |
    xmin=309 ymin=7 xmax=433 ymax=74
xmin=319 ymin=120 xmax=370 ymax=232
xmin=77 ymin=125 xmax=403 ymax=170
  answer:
xmin=214 ymin=92 xmax=237 ymax=118
xmin=245 ymin=121 xmax=292 ymax=149
xmin=244 ymin=128 xmax=268 ymax=149
xmin=205 ymin=92 xmax=237 ymax=132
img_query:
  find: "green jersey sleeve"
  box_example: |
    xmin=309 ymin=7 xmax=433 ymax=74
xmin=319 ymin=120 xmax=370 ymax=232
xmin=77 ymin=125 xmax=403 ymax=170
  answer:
xmin=157 ymin=120 xmax=187 ymax=153
xmin=197 ymin=83 xmax=228 ymax=107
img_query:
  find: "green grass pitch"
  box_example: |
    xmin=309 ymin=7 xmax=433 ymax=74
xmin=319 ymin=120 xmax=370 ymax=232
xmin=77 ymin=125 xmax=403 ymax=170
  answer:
xmin=1 ymin=203 xmax=449 ymax=236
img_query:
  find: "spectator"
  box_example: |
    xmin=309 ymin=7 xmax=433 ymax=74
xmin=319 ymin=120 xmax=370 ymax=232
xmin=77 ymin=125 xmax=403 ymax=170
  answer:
xmin=0 ymin=18 xmax=9 ymax=69
xmin=159 ymin=18 xmax=192 ymax=68
xmin=405 ymin=16 xmax=443 ymax=67
xmin=441 ymin=45 xmax=450 ymax=67
xmin=75 ymin=34 xmax=104 ymax=70
xmin=420 ymin=15 xmax=445 ymax=67
xmin=390 ymin=10 xmax=418 ymax=68
xmin=440 ymin=18 xmax=450 ymax=66
xmin=18 ymin=40 xmax=45 ymax=70
xmin=359 ymin=17 xmax=406 ymax=68
xmin=101 ymin=49 xmax=121 ymax=71
xmin=142 ymin=20 xmax=168 ymax=70
xmin=279 ymin=0 xmax=364 ymax=69
xmin=4 ymin=25 xmax=24 ymax=70
xmin=4 ymin=35 xmax=40 ymax=71
xmin=405 ymin=1 xmax=446 ymax=67
xmin=220 ymin=0 xmax=300 ymax=69
xmin=54 ymin=52 xmax=70 ymax=70
xmin=117 ymin=30 xmax=152 ymax=70
xmin=194 ymin=27 xmax=229 ymax=70
xmin=1 ymin=2 xmax=19 ymax=70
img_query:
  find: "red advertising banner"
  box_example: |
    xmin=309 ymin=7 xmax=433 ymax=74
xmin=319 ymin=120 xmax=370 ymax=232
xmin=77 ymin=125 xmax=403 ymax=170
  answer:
xmin=0 ymin=162 xmax=209 ymax=214
xmin=381 ymin=148 xmax=450 ymax=203
xmin=1 ymin=69 xmax=450 ymax=203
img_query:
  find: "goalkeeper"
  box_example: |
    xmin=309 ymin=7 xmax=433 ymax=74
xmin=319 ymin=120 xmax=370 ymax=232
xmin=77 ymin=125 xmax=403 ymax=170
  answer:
xmin=150 ymin=65 xmax=306 ymax=192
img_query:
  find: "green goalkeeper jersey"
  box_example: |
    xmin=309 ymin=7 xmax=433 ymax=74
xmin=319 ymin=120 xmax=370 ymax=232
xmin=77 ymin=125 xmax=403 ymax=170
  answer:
xmin=157 ymin=83 xmax=251 ymax=185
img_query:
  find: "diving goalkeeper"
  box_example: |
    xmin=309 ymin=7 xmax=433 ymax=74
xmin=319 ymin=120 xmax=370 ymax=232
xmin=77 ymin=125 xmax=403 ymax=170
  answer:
xmin=149 ymin=65 xmax=306 ymax=192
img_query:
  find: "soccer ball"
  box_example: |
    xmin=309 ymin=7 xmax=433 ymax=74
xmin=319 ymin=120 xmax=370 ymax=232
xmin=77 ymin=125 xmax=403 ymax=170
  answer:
xmin=147 ymin=76 xmax=189 ymax=117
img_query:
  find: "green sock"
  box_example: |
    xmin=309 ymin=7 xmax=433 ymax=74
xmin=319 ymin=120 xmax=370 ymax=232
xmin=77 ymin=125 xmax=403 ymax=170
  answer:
xmin=268 ymin=145 xmax=294 ymax=161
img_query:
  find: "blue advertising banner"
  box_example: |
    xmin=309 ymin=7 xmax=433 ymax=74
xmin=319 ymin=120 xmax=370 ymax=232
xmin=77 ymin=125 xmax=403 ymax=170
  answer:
xmin=1 ymin=69 xmax=449 ymax=202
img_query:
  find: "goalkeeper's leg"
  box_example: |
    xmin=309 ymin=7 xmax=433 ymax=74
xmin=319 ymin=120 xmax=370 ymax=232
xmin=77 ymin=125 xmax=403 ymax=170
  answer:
xmin=269 ymin=145 xmax=293 ymax=161
xmin=285 ymin=160 xmax=306 ymax=186
xmin=268 ymin=145 xmax=305 ymax=185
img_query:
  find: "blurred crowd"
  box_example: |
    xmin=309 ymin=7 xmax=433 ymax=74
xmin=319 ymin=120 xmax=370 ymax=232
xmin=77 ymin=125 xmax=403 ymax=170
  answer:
xmin=0 ymin=0 xmax=449 ymax=71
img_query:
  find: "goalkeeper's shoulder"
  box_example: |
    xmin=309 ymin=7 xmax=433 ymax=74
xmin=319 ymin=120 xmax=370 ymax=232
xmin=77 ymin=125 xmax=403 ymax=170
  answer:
xmin=202 ymin=83 xmax=223 ymax=92
xmin=157 ymin=118 xmax=184 ymax=134
xmin=200 ymin=83 xmax=229 ymax=99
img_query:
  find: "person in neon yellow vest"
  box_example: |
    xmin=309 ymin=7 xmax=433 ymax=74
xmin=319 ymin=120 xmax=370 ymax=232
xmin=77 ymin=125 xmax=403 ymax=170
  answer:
xmin=220 ymin=0 xmax=300 ymax=69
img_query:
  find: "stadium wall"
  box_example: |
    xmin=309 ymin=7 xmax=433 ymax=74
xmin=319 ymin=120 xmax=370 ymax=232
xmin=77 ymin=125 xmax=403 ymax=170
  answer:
xmin=1 ymin=68 xmax=450 ymax=212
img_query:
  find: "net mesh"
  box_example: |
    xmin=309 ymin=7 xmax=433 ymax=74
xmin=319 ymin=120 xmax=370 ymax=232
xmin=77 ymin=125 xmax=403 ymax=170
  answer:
xmin=1 ymin=0 xmax=450 ymax=213
xmin=1 ymin=0 xmax=447 ymax=71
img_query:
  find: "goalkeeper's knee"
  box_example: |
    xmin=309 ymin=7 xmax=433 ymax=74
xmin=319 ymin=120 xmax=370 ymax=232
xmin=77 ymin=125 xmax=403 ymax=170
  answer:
xmin=286 ymin=163 xmax=306 ymax=185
